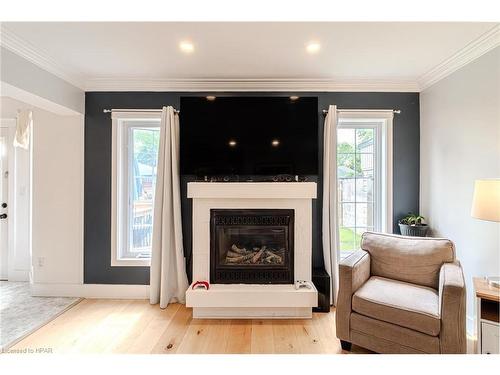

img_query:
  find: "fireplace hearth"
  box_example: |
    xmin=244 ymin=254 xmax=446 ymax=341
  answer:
xmin=210 ymin=209 xmax=294 ymax=284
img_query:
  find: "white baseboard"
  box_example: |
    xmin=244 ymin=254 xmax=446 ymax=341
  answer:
xmin=30 ymin=283 xmax=150 ymax=299
xmin=5 ymin=269 xmax=29 ymax=282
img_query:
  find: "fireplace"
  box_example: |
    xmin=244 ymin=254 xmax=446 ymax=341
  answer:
xmin=187 ymin=182 xmax=317 ymax=318
xmin=210 ymin=209 xmax=294 ymax=284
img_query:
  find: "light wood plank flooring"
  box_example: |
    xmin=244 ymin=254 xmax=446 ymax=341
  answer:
xmin=9 ymin=299 xmax=370 ymax=354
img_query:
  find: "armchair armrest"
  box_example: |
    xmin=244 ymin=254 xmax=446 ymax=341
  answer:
xmin=336 ymin=249 xmax=371 ymax=341
xmin=439 ymin=262 xmax=466 ymax=353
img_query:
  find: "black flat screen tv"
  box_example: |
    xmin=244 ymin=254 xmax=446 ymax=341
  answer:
xmin=180 ymin=96 xmax=318 ymax=176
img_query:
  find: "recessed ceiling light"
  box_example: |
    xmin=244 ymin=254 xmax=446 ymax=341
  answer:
xmin=271 ymin=139 xmax=280 ymax=147
xmin=289 ymin=96 xmax=299 ymax=101
xmin=228 ymin=139 xmax=237 ymax=147
xmin=306 ymin=41 xmax=321 ymax=54
xmin=206 ymin=96 xmax=216 ymax=101
xmin=179 ymin=41 xmax=194 ymax=53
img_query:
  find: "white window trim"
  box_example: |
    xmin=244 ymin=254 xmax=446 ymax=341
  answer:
xmin=111 ymin=111 xmax=161 ymax=267
xmin=337 ymin=110 xmax=393 ymax=234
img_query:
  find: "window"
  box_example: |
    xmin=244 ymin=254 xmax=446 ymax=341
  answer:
xmin=337 ymin=112 xmax=393 ymax=260
xmin=111 ymin=113 xmax=161 ymax=266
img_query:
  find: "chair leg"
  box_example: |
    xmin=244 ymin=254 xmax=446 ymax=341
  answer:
xmin=340 ymin=340 xmax=352 ymax=351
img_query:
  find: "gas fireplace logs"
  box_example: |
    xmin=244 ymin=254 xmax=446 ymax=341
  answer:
xmin=225 ymin=244 xmax=284 ymax=265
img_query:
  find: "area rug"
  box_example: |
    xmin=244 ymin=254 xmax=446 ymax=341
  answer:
xmin=0 ymin=281 xmax=81 ymax=351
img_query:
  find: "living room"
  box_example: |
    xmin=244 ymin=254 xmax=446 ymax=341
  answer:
xmin=0 ymin=1 xmax=499 ymax=373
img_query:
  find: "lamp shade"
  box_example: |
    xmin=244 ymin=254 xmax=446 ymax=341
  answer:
xmin=471 ymin=179 xmax=500 ymax=222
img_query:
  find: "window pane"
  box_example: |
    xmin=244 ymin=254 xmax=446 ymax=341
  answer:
xmin=339 ymin=227 xmax=356 ymax=252
xmin=356 ymin=129 xmax=374 ymax=152
xmin=355 ymin=203 xmax=367 ymax=227
xmin=356 ymin=177 xmax=374 ymax=202
xmin=341 ymin=203 xmax=355 ymax=227
xmin=337 ymin=129 xmax=355 ymax=153
xmin=355 ymin=203 xmax=375 ymax=227
xmin=366 ymin=203 xmax=375 ymax=227
xmin=340 ymin=226 xmax=363 ymax=259
xmin=129 ymin=127 xmax=160 ymax=258
xmin=337 ymin=125 xmax=381 ymax=260
xmin=339 ymin=178 xmax=355 ymax=202
xmin=356 ymin=153 xmax=374 ymax=178
xmin=338 ymin=154 xmax=356 ymax=178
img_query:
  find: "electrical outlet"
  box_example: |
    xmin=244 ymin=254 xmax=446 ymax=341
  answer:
xmin=37 ymin=257 xmax=45 ymax=267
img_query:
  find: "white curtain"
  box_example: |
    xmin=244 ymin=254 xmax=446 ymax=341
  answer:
xmin=322 ymin=105 xmax=340 ymax=305
xmin=14 ymin=109 xmax=32 ymax=149
xmin=150 ymin=106 xmax=189 ymax=308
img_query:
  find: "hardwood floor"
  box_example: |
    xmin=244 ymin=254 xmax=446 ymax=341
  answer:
xmin=9 ymin=299 xmax=370 ymax=354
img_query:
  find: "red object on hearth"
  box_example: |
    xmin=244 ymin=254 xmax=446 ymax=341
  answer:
xmin=192 ymin=281 xmax=210 ymax=290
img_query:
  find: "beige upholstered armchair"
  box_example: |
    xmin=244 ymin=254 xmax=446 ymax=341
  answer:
xmin=336 ymin=232 xmax=466 ymax=354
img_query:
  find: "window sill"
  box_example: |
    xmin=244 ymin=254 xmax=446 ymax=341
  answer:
xmin=111 ymin=258 xmax=151 ymax=267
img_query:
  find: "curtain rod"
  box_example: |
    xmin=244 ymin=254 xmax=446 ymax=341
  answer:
xmin=103 ymin=108 xmax=180 ymax=114
xmin=103 ymin=108 xmax=399 ymax=115
xmin=322 ymin=109 xmax=401 ymax=115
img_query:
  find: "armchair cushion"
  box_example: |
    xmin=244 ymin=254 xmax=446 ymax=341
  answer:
xmin=352 ymin=276 xmax=440 ymax=336
xmin=361 ymin=232 xmax=455 ymax=289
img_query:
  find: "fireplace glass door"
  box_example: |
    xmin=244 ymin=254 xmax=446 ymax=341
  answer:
xmin=210 ymin=209 xmax=294 ymax=284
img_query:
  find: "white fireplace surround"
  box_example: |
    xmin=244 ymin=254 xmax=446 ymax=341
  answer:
xmin=185 ymin=182 xmax=318 ymax=318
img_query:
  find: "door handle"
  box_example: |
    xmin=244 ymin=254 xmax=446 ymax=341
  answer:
xmin=0 ymin=214 xmax=7 ymax=219
xmin=1 ymin=203 xmax=6 ymax=208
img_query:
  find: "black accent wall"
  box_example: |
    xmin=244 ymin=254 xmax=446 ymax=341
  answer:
xmin=84 ymin=92 xmax=419 ymax=284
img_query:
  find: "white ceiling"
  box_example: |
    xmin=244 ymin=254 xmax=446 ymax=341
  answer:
xmin=1 ymin=22 xmax=498 ymax=91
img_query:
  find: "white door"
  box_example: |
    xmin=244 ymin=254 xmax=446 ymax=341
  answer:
xmin=0 ymin=126 xmax=11 ymax=279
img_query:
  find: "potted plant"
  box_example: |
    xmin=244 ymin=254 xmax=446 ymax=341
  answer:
xmin=398 ymin=213 xmax=429 ymax=237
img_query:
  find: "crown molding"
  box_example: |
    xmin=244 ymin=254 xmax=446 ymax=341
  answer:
xmin=418 ymin=24 xmax=500 ymax=91
xmin=3 ymin=23 xmax=497 ymax=94
xmin=85 ymin=78 xmax=420 ymax=92
xmin=0 ymin=25 xmax=85 ymax=89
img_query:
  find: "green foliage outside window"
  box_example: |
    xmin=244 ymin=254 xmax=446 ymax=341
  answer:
xmin=134 ymin=129 xmax=160 ymax=168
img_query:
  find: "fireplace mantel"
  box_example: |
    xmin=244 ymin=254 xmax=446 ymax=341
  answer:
xmin=187 ymin=182 xmax=317 ymax=199
xmin=186 ymin=181 xmax=318 ymax=319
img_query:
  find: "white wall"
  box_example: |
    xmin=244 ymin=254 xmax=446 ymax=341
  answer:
xmin=31 ymin=104 xmax=84 ymax=284
xmin=0 ymin=96 xmax=84 ymax=285
xmin=420 ymin=47 xmax=500 ymax=335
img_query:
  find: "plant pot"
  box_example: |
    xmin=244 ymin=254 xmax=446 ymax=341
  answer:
xmin=398 ymin=223 xmax=429 ymax=237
